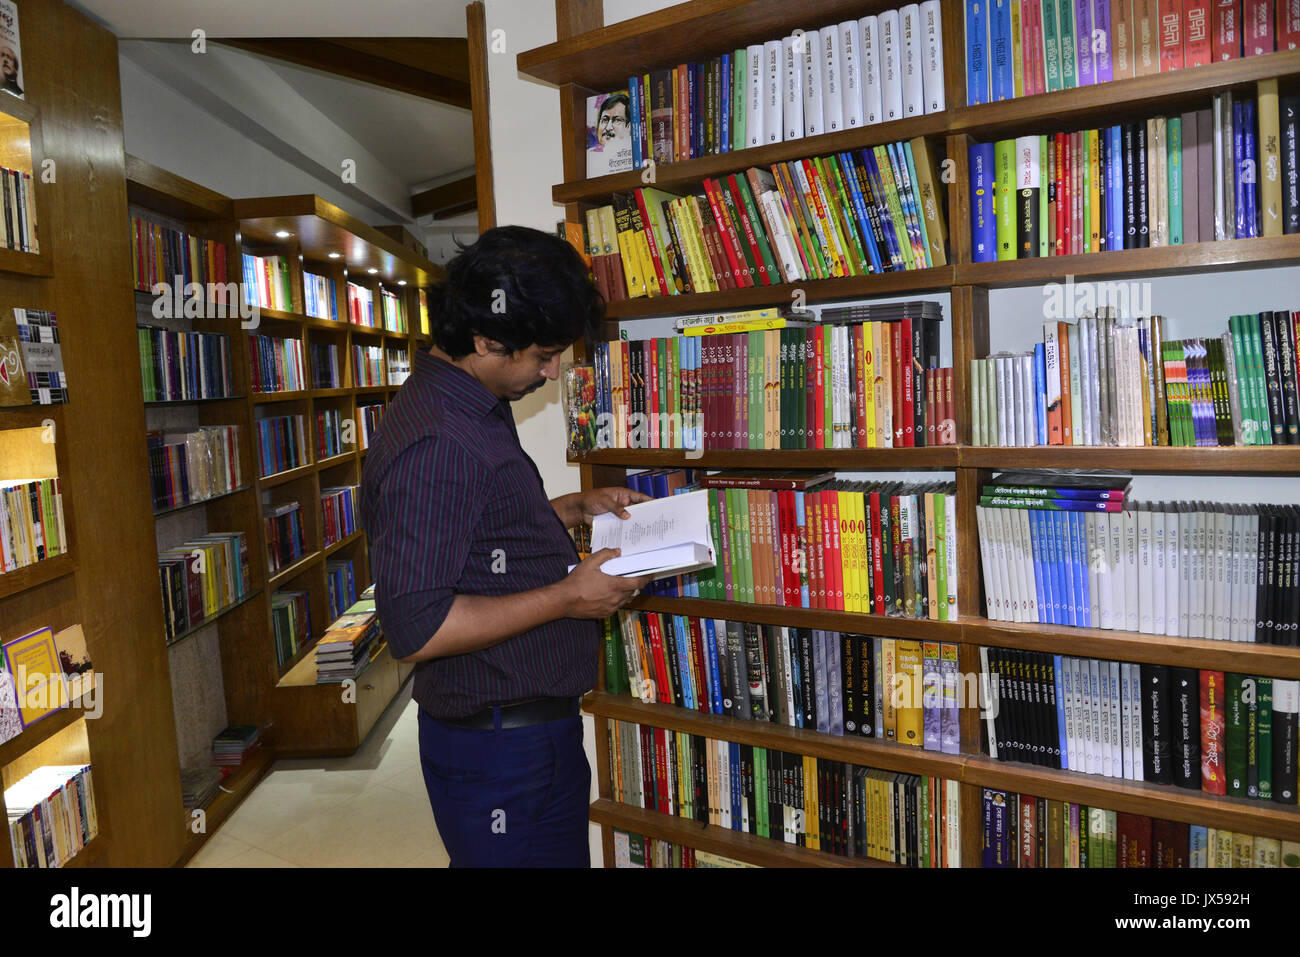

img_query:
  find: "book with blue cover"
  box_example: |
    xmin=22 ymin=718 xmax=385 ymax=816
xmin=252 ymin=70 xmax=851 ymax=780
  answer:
xmin=965 ymin=0 xmax=989 ymax=105
xmin=970 ymin=142 xmax=997 ymax=261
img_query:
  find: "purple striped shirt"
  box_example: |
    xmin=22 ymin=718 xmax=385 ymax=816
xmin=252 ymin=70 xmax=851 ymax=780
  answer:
xmin=360 ymin=350 xmax=596 ymax=718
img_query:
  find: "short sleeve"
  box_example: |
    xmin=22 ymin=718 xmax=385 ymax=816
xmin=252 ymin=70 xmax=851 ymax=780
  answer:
xmin=362 ymin=438 xmax=486 ymax=659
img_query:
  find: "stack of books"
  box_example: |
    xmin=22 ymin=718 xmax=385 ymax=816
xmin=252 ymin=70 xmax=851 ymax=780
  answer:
xmin=320 ymin=485 xmax=358 ymax=547
xmin=979 ymin=787 xmax=1296 ymax=868
xmin=314 ymin=596 xmax=380 ymax=684
xmin=609 ymin=718 xmax=961 ymax=865
xmin=211 ymin=725 xmax=262 ymax=767
xmin=358 ymin=402 xmax=384 ymax=448
xmin=179 ymin=767 xmax=222 ymax=811
xmin=311 ymin=342 xmax=342 ymax=389
xmin=613 ymin=829 xmax=754 ymax=868
xmin=271 ymin=589 xmax=311 ymax=667
xmin=970 ymin=308 xmax=1300 ymax=447
xmin=380 ymin=288 xmax=406 ymax=333
xmin=970 ymin=82 xmax=1300 ymax=261
xmin=591 ymin=3 xmax=945 ymax=177
xmin=316 ymin=408 xmax=348 ymax=460
xmin=965 ymin=1 xmax=1300 ymax=106
xmin=385 ymin=347 xmax=411 ymax=386
xmin=586 ymin=140 xmax=948 ymax=302
xmin=325 ymin=558 xmax=356 ymax=620
xmin=5 ymin=765 xmax=97 ymax=868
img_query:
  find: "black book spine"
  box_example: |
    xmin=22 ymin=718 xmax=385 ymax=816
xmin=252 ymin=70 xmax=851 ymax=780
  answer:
xmin=1123 ymin=123 xmax=1139 ymax=249
xmin=1206 ymin=338 xmax=1234 ymax=447
xmin=1017 ymin=183 xmax=1039 ymax=258
xmin=1260 ymin=312 xmax=1285 ymax=443
xmin=694 ymin=733 xmax=707 ymax=822
xmin=1135 ymin=122 xmax=1150 ymax=248
xmin=859 ymin=633 xmax=875 ymax=738
xmin=1287 ymin=508 xmax=1300 ymax=648
xmin=1141 ymin=663 xmax=1173 ymax=784
xmin=1006 ymin=648 xmax=1028 ymax=764
xmin=1170 ymin=666 xmax=1202 ymax=790
xmin=1040 ymin=652 xmax=1062 ymax=770
xmin=1031 ymin=651 xmax=1051 ymax=768
xmin=1283 ymin=95 xmax=1300 ymax=235
xmin=840 ymin=632 xmax=858 ymax=734
xmin=741 ymin=742 xmax=755 ymax=833
xmin=1275 ymin=309 xmax=1300 ymax=444
xmin=1257 ymin=508 xmax=1272 ymax=643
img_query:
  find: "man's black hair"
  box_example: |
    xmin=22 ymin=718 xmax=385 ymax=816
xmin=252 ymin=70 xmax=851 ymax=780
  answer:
xmin=598 ymin=92 xmax=630 ymax=118
xmin=429 ymin=225 xmax=603 ymax=359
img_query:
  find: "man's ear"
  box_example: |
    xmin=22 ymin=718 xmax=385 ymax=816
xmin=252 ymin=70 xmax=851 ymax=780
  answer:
xmin=472 ymin=334 xmax=495 ymax=357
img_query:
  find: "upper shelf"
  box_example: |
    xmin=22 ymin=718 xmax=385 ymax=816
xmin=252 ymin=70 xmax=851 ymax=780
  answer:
xmin=125 ymin=154 xmax=234 ymax=222
xmin=233 ymin=195 xmax=445 ymax=287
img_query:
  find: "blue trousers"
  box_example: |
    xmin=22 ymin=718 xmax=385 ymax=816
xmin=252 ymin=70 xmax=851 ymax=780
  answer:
xmin=418 ymin=706 xmax=591 ymax=867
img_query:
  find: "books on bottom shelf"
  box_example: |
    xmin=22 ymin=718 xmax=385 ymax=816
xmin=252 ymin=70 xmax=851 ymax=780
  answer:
xmin=6 ymin=765 xmax=97 ymax=868
xmin=612 ymin=828 xmax=756 ymax=868
xmin=180 ymin=767 xmax=223 ymax=811
xmin=212 ymin=724 xmax=262 ymax=767
xmin=608 ymin=718 xmax=960 ymax=866
xmin=315 ymin=593 xmax=380 ymax=684
xmin=980 ymin=645 xmax=1300 ymax=806
xmin=981 ymin=787 xmax=1300 ymax=869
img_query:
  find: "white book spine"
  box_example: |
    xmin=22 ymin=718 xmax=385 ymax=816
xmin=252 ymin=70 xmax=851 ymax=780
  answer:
xmin=879 ymin=8 xmax=904 ymax=122
xmin=1043 ymin=321 xmax=1061 ymax=443
xmin=1137 ymin=505 xmax=1154 ymax=634
xmin=839 ymin=20 xmax=864 ymax=129
xmin=995 ymin=356 xmax=1011 ymax=446
xmin=900 ymin=3 xmax=924 ymax=118
xmin=859 ymin=15 xmax=884 ymax=125
xmin=998 ymin=506 xmax=1021 ymax=621
xmin=980 ymin=646 xmax=997 ymax=757
xmin=1095 ymin=512 xmax=1113 ymax=630
xmin=1067 ymin=321 xmax=1083 ymax=445
xmin=1164 ymin=503 xmax=1181 ymax=637
xmin=1017 ymin=508 xmax=1038 ymax=623
xmin=1119 ymin=660 xmax=1133 ymax=780
xmin=1088 ymin=658 xmax=1102 ymax=775
xmin=1086 ymin=512 xmax=1102 ymax=627
xmin=1190 ymin=505 xmax=1206 ymax=638
xmin=1109 ymin=510 xmax=1126 ymax=630
xmin=994 ymin=506 xmax=1014 ymax=621
xmin=976 ymin=506 xmax=999 ymax=619
xmin=1011 ymin=355 xmax=1026 ymax=446
xmin=1245 ymin=510 xmax=1259 ymax=643
xmin=1178 ymin=505 xmax=1192 ymax=637
xmin=800 ymin=31 xmax=823 ymax=137
xmin=747 ymin=43 xmax=765 ymax=148
xmin=782 ymin=35 xmax=804 ymax=143
xmin=1214 ymin=507 xmax=1229 ymax=640
xmin=1229 ymin=508 xmax=1243 ymax=642
xmin=1062 ymin=656 xmax=1077 ymax=770
xmin=1098 ymin=661 xmax=1112 ymax=776
xmin=1108 ymin=660 xmax=1122 ymax=781
xmin=945 ymin=493 xmax=959 ymax=619
xmin=818 ymin=26 xmax=844 ymax=134
xmin=1019 ymin=354 xmax=1036 ymax=448
xmin=1152 ymin=506 xmax=1166 ymax=636
xmin=1123 ymin=506 xmax=1140 ymax=632
xmin=763 ymin=39 xmax=784 ymax=144
xmin=761 ymin=191 xmax=801 ymax=282
xmin=920 ymin=0 xmax=945 ymax=114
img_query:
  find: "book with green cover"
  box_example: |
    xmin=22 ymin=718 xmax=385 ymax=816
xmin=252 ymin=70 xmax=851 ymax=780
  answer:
xmin=734 ymin=488 xmax=754 ymax=603
xmin=1081 ymin=130 xmax=1092 ymax=254
xmin=1168 ymin=116 xmax=1183 ymax=246
xmin=1042 ymin=0 xmax=1062 ymax=92
xmin=1244 ymin=315 xmax=1273 ymax=445
xmin=1038 ymin=135 xmax=1050 ymax=257
xmin=748 ymin=330 xmax=763 ymax=448
xmin=1226 ymin=673 xmax=1248 ymax=798
xmin=733 ymin=173 xmax=781 ymax=284
xmin=732 ymin=48 xmax=746 ymax=156
xmin=994 ymin=139 xmax=1016 ymax=261
xmin=1259 ymin=676 xmax=1273 ymax=800
xmin=603 ymin=616 xmax=628 ymax=695
xmin=1057 ymin=0 xmax=1077 ymax=89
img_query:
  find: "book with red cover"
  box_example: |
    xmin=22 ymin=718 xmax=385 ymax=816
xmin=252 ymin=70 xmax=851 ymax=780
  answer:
xmin=1281 ymin=0 xmax=1300 ymax=46
xmin=1184 ymin=2 xmax=1213 ymax=61
xmin=1200 ymin=669 xmax=1228 ymax=794
xmin=892 ymin=321 xmax=909 ymax=446
xmin=1160 ymin=0 xmax=1187 ymax=69
xmin=632 ymin=191 xmax=670 ymax=297
xmin=1117 ymin=812 xmax=1153 ymax=866
xmin=826 ymin=489 xmax=844 ymax=611
xmin=1151 ymin=819 xmax=1190 ymax=866
xmin=1213 ymin=0 xmax=1242 ymax=57
xmin=777 ymin=490 xmax=797 ymax=606
xmin=1244 ymin=0 xmax=1275 ymax=52
xmin=854 ymin=323 xmax=869 ymax=448
xmin=726 ymin=173 xmax=771 ymax=285
xmin=700 ymin=183 xmax=745 ymax=288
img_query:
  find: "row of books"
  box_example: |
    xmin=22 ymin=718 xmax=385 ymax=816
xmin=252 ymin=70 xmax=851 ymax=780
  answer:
xmin=326 ymin=558 xmax=357 ymax=622
xmin=310 ymin=342 xmax=341 ymax=389
xmin=321 ymin=485 xmax=358 ymax=548
xmin=304 ymin=272 xmax=336 ymax=322
xmin=137 ymin=327 xmax=232 ymax=403
xmin=608 ymin=719 xmax=961 ymax=864
xmin=0 ymin=309 xmax=66 ymax=407
xmin=358 ymin=402 xmax=383 ymax=450
xmin=981 ymin=648 xmax=1300 ymax=803
xmin=271 ymin=589 xmax=311 ymax=668
xmin=159 ymin=532 xmax=250 ymax=642
xmin=980 ymin=787 xmax=1296 ymax=868
xmin=315 ymin=589 xmax=379 ymax=684
xmin=972 ymin=87 xmax=1299 ymax=263
xmin=610 ymin=611 xmax=963 ymax=752
xmin=380 ymin=288 xmax=406 ymax=334
xmin=263 ymin=501 xmax=307 ymax=576
xmin=128 ymin=215 xmax=227 ymax=294
xmin=586 ymin=139 xmax=947 ymax=304
xmin=0 ymin=478 xmax=66 ymax=574
xmin=971 ymin=310 xmax=1300 ymax=447
xmin=317 ymin=408 xmax=349 ymax=460
xmin=386 ymin=347 xmax=411 ymax=386
xmin=6 ymin=765 xmax=97 ymax=869
xmin=0 ymin=166 xmax=37 ymax=254
xmin=241 ymin=253 xmax=293 ymax=312
xmin=354 ymin=344 xmax=382 ymax=387
xmin=977 ymin=477 xmax=1300 ymax=644
xmin=612 ymin=830 xmax=751 ymax=868
xmin=248 ymin=333 xmax=306 ymax=394
xmin=346 ymin=282 xmax=375 ymax=327
xmin=255 ymin=414 xmax=308 ymax=478
xmin=146 ymin=425 xmax=242 ymax=511
xmin=965 ymin=0 xmax=1300 ymax=107
xmin=594 ymin=3 xmax=945 ymax=178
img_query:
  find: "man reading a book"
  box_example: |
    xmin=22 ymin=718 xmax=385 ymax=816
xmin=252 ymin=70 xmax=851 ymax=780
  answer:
xmin=360 ymin=226 xmax=650 ymax=868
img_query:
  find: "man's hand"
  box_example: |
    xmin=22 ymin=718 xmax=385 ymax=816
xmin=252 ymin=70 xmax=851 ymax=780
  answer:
xmin=558 ymin=548 xmax=653 ymax=619
xmin=579 ymin=486 xmax=652 ymax=523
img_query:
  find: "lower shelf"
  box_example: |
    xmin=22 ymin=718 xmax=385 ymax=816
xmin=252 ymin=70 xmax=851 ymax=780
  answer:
xmin=590 ymin=799 xmax=884 ymax=868
xmin=173 ymin=747 xmax=275 ymax=867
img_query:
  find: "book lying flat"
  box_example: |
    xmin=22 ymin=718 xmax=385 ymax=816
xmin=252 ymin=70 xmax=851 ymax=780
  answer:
xmin=586 ymin=488 xmax=716 ymax=579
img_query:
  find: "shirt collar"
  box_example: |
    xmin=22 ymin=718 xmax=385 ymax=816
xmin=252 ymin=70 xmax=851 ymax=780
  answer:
xmin=415 ymin=349 xmax=507 ymax=420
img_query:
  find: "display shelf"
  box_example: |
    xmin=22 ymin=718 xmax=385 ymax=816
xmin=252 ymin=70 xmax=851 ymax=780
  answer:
xmin=267 ymin=551 xmax=323 ymax=590
xmin=0 ymin=552 xmax=77 ymax=602
xmin=152 ymin=485 xmax=253 ymax=518
xmin=165 ymin=589 xmax=264 ymax=650
xmin=0 ymin=687 xmax=94 ymax=769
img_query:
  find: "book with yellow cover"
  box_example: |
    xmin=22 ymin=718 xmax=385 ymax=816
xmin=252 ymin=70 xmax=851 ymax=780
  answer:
xmin=2 ymin=626 xmax=66 ymax=727
xmin=894 ymin=639 xmax=925 ymax=747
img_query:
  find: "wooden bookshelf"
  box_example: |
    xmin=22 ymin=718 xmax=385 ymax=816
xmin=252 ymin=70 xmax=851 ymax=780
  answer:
xmin=524 ymin=0 xmax=1300 ymax=869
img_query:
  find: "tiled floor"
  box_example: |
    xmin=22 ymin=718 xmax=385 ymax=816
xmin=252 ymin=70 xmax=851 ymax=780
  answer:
xmin=187 ymin=683 xmax=451 ymax=868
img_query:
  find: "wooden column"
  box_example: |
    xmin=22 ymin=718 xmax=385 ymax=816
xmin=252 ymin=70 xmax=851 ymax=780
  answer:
xmin=467 ymin=1 xmax=496 ymax=231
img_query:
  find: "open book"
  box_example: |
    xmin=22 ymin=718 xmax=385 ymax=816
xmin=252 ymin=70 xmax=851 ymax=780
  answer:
xmin=584 ymin=489 xmax=716 ymax=579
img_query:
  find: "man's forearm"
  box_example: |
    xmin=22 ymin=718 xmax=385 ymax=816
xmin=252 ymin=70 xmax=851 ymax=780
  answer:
xmin=550 ymin=491 xmax=584 ymax=529
xmin=398 ymin=585 xmax=569 ymax=663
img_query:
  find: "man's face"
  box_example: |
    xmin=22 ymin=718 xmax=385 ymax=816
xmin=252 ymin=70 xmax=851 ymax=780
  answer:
xmin=474 ymin=339 xmax=566 ymax=401
xmin=1 ymin=48 xmax=15 ymax=78
xmin=597 ymin=101 xmax=629 ymax=145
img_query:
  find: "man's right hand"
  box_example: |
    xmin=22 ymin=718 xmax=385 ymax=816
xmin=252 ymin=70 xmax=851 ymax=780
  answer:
xmin=560 ymin=548 xmax=653 ymax=619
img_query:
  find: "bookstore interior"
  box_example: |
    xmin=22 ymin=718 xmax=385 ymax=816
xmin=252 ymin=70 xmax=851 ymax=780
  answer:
xmin=0 ymin=0 xmax=1298 ymax=905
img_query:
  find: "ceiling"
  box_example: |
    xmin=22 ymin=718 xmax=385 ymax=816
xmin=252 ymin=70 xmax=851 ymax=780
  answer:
xmin=68 ymin=0 xmax=472 ymax=38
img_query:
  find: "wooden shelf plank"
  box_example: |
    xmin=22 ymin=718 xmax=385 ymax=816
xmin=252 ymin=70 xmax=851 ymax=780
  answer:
xmin=258 ymin=463 xmax=315 ymax=489
xmin=627 ymin=595 xmax=961 ymax=640
xmin=0 ymin=246 xmax=52 ymax=278
xmin=589 ymin=798 xmax=887 ymax=867
xmin=165 ymin=589 xmax=263 ymax=650
xmin=571 ymin=447 xmax=959 ymax=468
xmin=553 ymin=112 xmax=948 ymax=204
xmin=267 ymin=551 xmax=322 ymax=590
xmin=605 ymin=267 xmax=955 ymax=319
xmin=0 ymin=552 xmax=76 ymax=602
xmin=0 ymin=687 xmax=91 ymax=768
xmin=250 ymin=390 xmax=311 ymax=406
xmin=323 ymin=529 xmax=365 ymax=557
xmin=153 ymin=485 xmax=253 ymax=518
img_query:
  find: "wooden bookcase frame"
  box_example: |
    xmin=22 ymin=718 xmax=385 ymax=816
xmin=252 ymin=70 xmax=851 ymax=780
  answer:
xmin=523 ymin=0 xmax=1300 ymax=867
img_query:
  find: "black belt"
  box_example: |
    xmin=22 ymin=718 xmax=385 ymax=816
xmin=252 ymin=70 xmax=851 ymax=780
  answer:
xmin=438 ymin=696 xmax=580 ymax=730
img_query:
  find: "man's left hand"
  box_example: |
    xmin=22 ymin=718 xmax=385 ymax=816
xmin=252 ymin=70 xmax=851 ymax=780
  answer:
xmin=581 ymin=486 xmax=651 ymax=522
